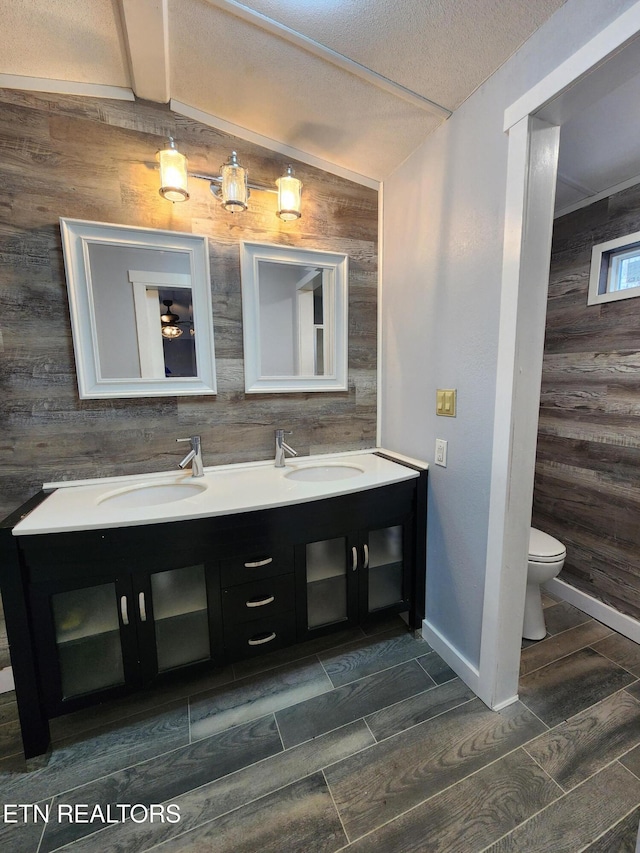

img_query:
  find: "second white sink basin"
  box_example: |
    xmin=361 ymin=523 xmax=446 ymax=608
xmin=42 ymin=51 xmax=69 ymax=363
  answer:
xmin=98 ymin=481 xmax=207 ymax=508
xmin=285 ymin=464 xmax=364 ymax=482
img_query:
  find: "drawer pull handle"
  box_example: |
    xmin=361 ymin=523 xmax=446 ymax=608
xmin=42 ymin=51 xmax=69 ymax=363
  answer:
xmin=244 ymin=557 xmax=273 ymax=568
xmin=246 ymin=595 xmax=275 ymax=608
xmin=363 ymin=543 xmax=369 ymax=570
xmin=138 ymin=592 xmax=147 ymax=622
xmin=120 ymin=595 xmax=129 ymax=626
xmin=352 ymin=546 xmax=358 ymax=571
xmin=248 ymin=631 xmax=276 ymax=646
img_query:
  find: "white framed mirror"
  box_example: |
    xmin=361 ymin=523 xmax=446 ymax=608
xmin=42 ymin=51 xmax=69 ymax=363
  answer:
xmin=240 ymin=242 xmax=348 ymax=393
xmin=60 ymin=219 xmax=217 ymax=398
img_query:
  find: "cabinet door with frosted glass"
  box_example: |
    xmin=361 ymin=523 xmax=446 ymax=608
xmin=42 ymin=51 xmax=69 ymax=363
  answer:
xmin=136 ymin=562 xmax=223 ymax=679
xmin=31 ymin=574 xmax=140 ymax=713
xmin=360 ymin=521 xmax=412 ymax=617
xmin=296 ymin=535 xmax=359 ymax=638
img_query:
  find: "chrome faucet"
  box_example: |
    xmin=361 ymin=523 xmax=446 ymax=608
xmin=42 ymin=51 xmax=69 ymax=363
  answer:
xmin=275 ymin=429 xmax=298 ymax=468
xmin=176 ymin=435 xmax=204 ymax=478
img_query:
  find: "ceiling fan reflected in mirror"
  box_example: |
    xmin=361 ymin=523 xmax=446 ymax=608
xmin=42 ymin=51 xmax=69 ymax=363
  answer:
xmin=160 ymin=300 xmax=194 ymax=340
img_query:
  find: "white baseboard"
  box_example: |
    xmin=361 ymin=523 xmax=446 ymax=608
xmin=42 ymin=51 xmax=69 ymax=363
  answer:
xmin=421 ymin=619 xmax=481 ymax=697
xmin=421 ymin=619 xmax=519 ymax=712
xmin=546 ymin=578 xmax=640 ymax=644
xmin=0 ymin=667 xmax=14 ymax=694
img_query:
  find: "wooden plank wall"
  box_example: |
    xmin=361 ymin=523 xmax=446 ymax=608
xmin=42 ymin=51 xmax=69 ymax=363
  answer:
xmin=532 ymin=183 xmax=640 ymax=622
xmin=0 ymin=90 xmax=378 ymax=668
xmin=0 ymin=89 xmax=378 ymax=520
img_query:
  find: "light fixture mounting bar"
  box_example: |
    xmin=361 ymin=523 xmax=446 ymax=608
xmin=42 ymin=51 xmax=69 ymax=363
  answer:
xmin=189 ymin=171 xmax=278 ymax=194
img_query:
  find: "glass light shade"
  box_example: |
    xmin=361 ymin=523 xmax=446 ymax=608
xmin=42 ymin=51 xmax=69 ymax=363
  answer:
xmin=220 ymin=151 xmax=248 ymax=213
xmin=276 ymin=166 xmax=302 ymax=221
xmin=160 ymin=300 xmax=184 ymax=338
xmin=161 ymin=324 xmax=183 ymax=339
xmin=158 ymin=138 xmax=189 ymax=202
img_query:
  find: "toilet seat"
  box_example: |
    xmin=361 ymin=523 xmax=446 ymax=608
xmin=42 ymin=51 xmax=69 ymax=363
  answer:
xmin=529 ymin=528 xmax=566 ymax=563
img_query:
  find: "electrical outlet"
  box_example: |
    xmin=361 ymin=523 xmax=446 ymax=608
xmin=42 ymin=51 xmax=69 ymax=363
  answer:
xmin=435 ymin=438 xmax=447 ymax=467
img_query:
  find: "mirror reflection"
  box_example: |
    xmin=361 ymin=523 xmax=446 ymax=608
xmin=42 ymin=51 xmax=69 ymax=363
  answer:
xmin=87 ymin=243 xmax=197 ymax=380
xmin=241 ymin=242 xmax=348 ymax=394
xmin=257 ymin=260 xmax=331 ymax=377
xmin=60 ymin=219 xmax=216 ymax=399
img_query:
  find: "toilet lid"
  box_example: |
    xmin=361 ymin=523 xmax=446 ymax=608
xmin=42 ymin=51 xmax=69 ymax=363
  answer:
xmin=529 ymin=527 xmax=566 ymax=562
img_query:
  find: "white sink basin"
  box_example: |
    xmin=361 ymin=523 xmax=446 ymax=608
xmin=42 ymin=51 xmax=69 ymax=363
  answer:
xmin=97 ymin=481 xmax=207 ymax=508
xmin=285 ymin=464 xmax=364 ymax=482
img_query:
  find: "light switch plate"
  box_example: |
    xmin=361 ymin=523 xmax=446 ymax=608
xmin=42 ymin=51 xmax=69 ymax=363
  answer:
xmin=435 ymin=438 xmax=447 ymax=467
xmin=436 ymin=389 xmax=457 ymax=417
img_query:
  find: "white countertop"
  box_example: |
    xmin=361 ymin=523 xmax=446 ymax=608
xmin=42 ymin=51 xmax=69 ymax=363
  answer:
xmin=12 ymin=449 xmax=426 ymax=536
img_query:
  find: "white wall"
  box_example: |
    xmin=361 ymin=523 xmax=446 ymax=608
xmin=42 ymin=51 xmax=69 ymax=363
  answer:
xmin=381 ymin=0 xmax=638 ymax=671
xmin=258 ymin=263 xmax=299 ymax=375
xmin=89 ymin=244 xmax=190 ymax=379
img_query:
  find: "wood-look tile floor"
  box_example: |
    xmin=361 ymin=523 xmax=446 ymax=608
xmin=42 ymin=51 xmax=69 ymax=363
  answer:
xmin=2 ymin=603 xmax=640 ymax=852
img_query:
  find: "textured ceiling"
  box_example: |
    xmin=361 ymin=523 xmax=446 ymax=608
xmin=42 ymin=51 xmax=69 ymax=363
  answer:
xmin=238 ymin=0 xmax=568 ymax=111
xmin=2 ymin=0 xmax=129 ymax=86
xmin=0 ymin=0 xmax=571 ymax=182
xmin=555 ymin=68 xmax=640 ymax=214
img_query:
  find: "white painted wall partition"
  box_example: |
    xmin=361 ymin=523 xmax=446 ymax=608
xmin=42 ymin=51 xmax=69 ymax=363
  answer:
xmin=381 ymin=0 xmax=640 ymax=708
xmin=482 ymin=2 xmax=640 ymax=708
xmin=480 ymin=117 xmax=560 ymax=708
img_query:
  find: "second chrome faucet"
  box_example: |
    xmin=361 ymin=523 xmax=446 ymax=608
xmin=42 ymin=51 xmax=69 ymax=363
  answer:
xmin=177 ymin=435 xmax=204 ymax=478
xmin=275 ymin=429 xmax=297 ymax=468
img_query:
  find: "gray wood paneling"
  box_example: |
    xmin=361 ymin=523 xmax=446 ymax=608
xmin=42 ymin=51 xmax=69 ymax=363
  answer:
xmin=533 ymin=183 xmax=640 ymax=622
xmin=0 ymin=89 xmax=378 ymax=521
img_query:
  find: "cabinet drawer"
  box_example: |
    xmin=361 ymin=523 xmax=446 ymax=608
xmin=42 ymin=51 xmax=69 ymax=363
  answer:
xmin=223 ymin=613 xmax=296 ymax=661
xmin=220 ymin=549 xmax=293 ymax=587
xmin=222 ymin=574 xmax=295 ymax=625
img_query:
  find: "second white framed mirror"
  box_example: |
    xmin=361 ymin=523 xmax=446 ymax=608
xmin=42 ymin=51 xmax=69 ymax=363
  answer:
xmin=240 ymin=242 xmax=348 ymax=393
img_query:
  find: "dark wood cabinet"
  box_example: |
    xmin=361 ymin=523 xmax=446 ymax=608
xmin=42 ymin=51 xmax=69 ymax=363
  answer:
xmin=29 ymin=556 xmax=224 ymax=717
xmin=295 ymin=506 xmax=415 ymax=640
xmin=221 ymin=550 xmax=296 ymax=661
xmin=0 ymin=460 xmax=426 ymax=758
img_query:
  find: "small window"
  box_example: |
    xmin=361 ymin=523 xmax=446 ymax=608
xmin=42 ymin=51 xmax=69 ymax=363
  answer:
xmin=588 ymin=230 xmax=640 ymax=305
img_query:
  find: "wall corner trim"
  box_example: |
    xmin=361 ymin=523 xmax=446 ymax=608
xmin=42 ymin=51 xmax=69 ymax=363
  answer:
xmin=170 ymin=99 xmax=380 ymax=190
xmin=503 ymin=0 xmax=640 ymax=131
xmin=0 ymin=74 xmax=135 ymax=101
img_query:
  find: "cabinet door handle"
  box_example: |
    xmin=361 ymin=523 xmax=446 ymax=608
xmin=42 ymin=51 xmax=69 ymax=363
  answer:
xmin=246 ymin=595 xmax=275 ymax=608
xmin=244 ymin=557 xmax=273 ymax=568
xmin=120 ymin=595 xmax=129 ymax=626
xmin=351 ymin=546 xmax=358 ymax=571
xmin=138 ymin=592 xmax=147 ymax=622
xmin=363 ymin=543 xmax=369 ymax=569
xmin=248 ymin=631 xmax=276 ymax=646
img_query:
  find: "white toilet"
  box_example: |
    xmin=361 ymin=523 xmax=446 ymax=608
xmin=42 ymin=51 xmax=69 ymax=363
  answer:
xmin=523 ymin=527 xmax=566 ymax=640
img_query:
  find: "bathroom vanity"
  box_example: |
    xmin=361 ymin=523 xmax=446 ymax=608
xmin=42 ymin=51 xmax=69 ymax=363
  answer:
xmin=0 ymin=451 xmax=427 ymax=759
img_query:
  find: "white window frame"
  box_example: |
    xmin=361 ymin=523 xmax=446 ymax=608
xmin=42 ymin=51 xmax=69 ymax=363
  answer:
xmin=588 ymin=229 xmax=640 ymax=305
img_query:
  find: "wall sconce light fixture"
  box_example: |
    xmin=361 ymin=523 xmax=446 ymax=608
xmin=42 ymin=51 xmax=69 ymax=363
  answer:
xmin=157 ymin=138 xmax=190 ymax=202
xmin=218 ymin=151 xmax=248 ymax=212
xmin=276 ymin=165 xmax=302 ymax=221
xmin=157 ymin=139 xmax=302 ymax=220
